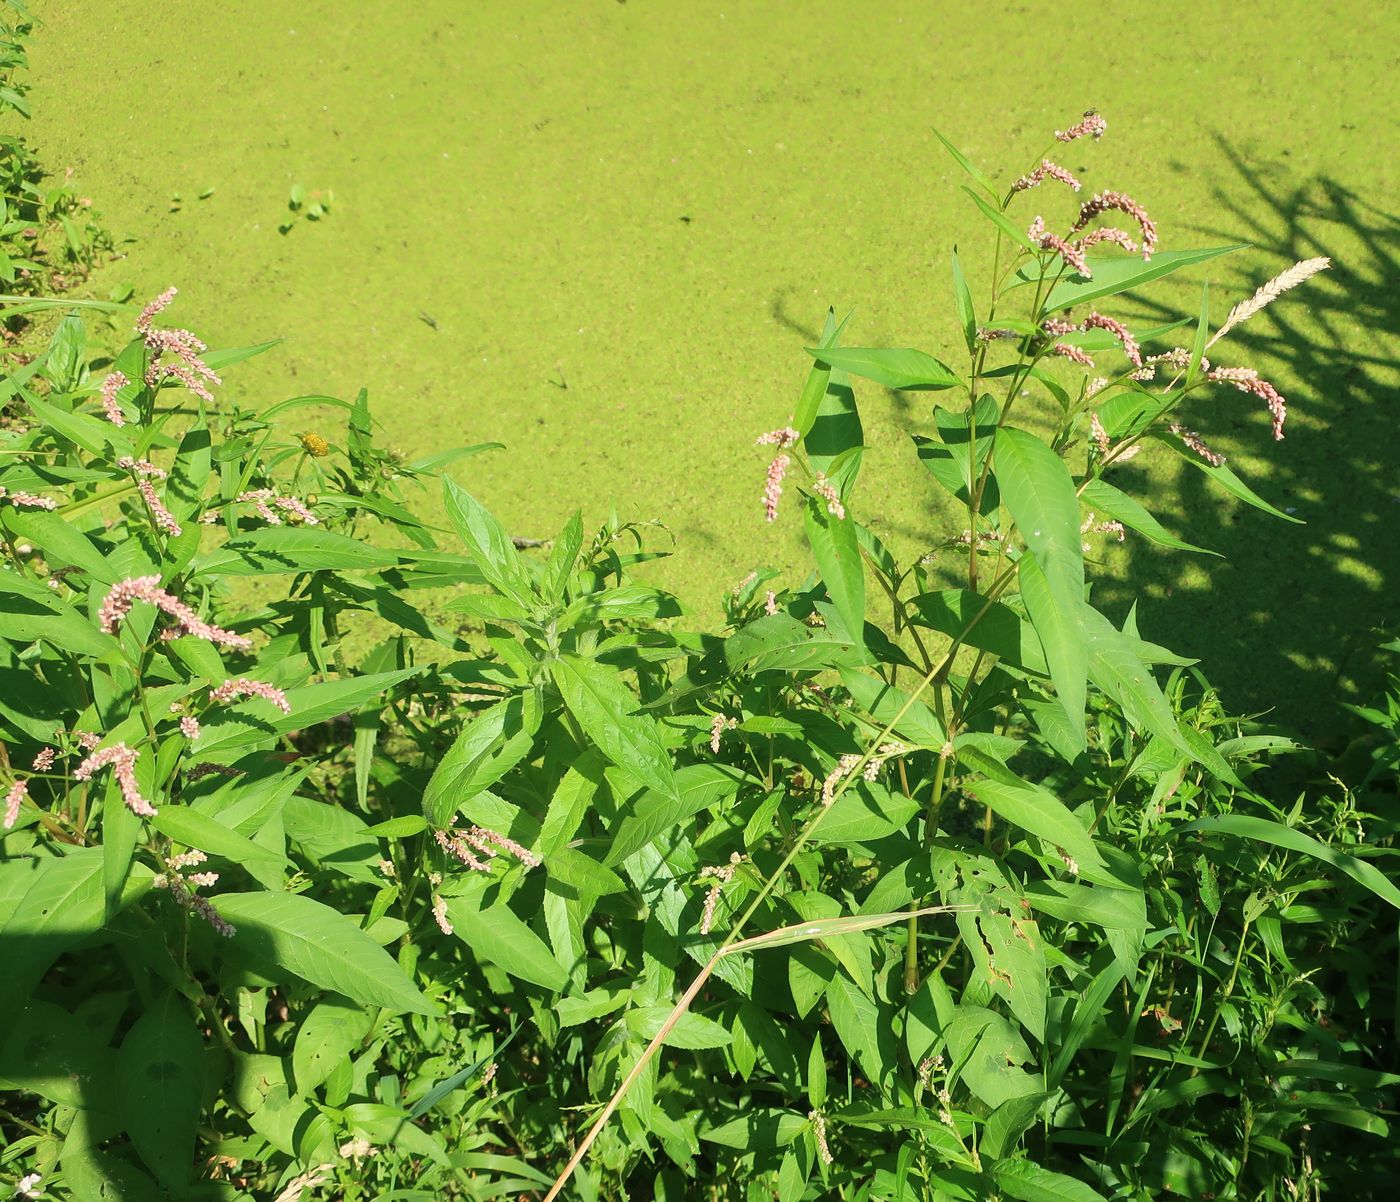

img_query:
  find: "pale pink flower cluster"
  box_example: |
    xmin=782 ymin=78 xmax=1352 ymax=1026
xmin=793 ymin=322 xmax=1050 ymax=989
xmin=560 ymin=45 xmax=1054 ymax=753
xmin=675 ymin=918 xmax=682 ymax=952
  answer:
xmin=1040 ymin=318 xmax=1078 ymax=336
xmin=1028 ymin=216 xmax=1091 ymax=277
xmin=74 ymin=743 xmax=155 ymax=817
xmin=101 ymin=371 xmax=129 ymax=425
xmin=1080 ymin=312 xmax=1143 ymax=367
xmin=154 ymin=863 xmax=235 ymax=937
xmin=1079 ymin=227 xmax=1139 ymax=254
xmin=0 ymin=486 xmax=57 ymax=510
xmin=137 ymin=479 xmax=183 ymax=537
xmin=1056 ymin=111 xmax=1107 ymax=142
xmin=1070 ymin=191 xmax=1158 ymax=259
xmin=1051 ymin=343 xmax=1095 ymax=368
xmin=1012 ymin=159 xmax=1081 ymax=193
xmin=1089 ymin=413 xmax=1111 ymax=457
xmin=819 ymin=748 xmax=893 ymax=807
xmin=1147 ymin=347 xmax=1200 ymax=372
xmin=209 ymin=677 xmax=291 ymax=713
xmin=117 ymin=456 xmax=166 ymax=478
xmin=236 ymin=489 xmax=319 ymax=526
xmin=809 ymin=1110 xmax=835 ymax=1165
xmin=32 ymin=747 xmax=56 ymax=771
xmin=432 ymin=894 xmax=454 ymax=935
xmin=697 ymin=852 xmax=742 ymax=935
xmin=812 ymin=474 xmax=845 ymax=519
xmin=1081 ymin=512 xmax=1126 ymax=550
xmin=755 ymin=426 xmax=799 ymax=449
xmin=764 ymin=590 xmax=779 ymax=615
xmin=4 ymin=779 xmax=27 ymax=828
xmin=709 ymin=712 xmax=733 ymax=754
xmin=763 ymin=453 xmax=791 ymax=522
xmin=435 ymin=825 xmax=542 ymax=872
xmin=1209 ymin=366 xmax=1288 ymax=439
xmin=180 ymin=715 xmax=201 ymax=739
xmin=14 ymin=1172 xmax=41 ymax=1200
xmin=1169 ymin=422 xmax=1226 ymax=466
xmin=77 ymin=731 xmax=101 ymax=750
xmin=136 ymin=287 xmax=222 ymax=402
xmin=100 ymin=576 xmax=252 ymax=650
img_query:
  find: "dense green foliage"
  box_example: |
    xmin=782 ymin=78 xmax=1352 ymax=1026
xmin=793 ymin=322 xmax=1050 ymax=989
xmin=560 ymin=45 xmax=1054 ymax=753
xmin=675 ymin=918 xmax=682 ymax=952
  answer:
xmin=2 ymin=115 xmax=1398 ymax=1202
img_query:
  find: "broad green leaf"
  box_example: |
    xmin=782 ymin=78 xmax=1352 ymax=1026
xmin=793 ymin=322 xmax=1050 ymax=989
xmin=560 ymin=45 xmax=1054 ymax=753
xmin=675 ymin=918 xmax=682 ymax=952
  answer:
xmin=1181 ymin=815 xmax=1400 ymax=910
xmin=0 ymin=998 xmax=117 ymax=1111
xmin=152 ymin=807 xmax=287 ymax=879
xmin=25 ymin=393 xmax=133 ymax=458
xmin=1079 ymin=477 xmax=1218 ymax=556
xmin=958 ymin=904 xmax=1047 ymax=1042
xmin=442 ymin=476 xmax=536 ymax=608
xmin=962 ymin=186 xmax=1038 ymax=251
xmin=996 ymin=426 xmax=1086 ymax=742
xmin=541 ymin=509 xmax=584 ymax=601
xmin=1083 ymin=607 xmax=1237 ymax=784
xmin=442 ymin=892 xmax=567 ymax=991
xmin=198 ymin=527 xmax=401 ymax=575
xmin=625 ymin=1006 xmax=733 ymax=1049
xmin=983 ymin=1093 xmax=1050 ymax=1160
xmin=809 ymin=781 xmax=919 ymax=847
xmin=964 ymin=778 xmax=1105 ymax=878
xmin=805 ymin=496 xmax=865 ymax=646
xmin=945 ymin=1005 xmax=1040 ymax=1109
xmin=423 ymin=691 xmax=541 ymax=828
xmin=1040 ymin=244 xmax=1248 ymax=311
xmin=1 ymin=850 xmax=151 ymax=1007
xmin=293 ymin=997 xmax=373 ymax=1093
xmin=2 ymin=508 xmax=118 ymax=582
xmin=216 ymin=891 xmax=435 ymax=1014
xmin=995 ymin=1158 xmax=1109 ymax=1202
xmin=1157 ymin=431 xmax=1303 ymax=522
xmin=950 ymin=250 xmax=977 ymax=354
xmin=911 ymin=589 xmax=1048 ymax=675
xmin=116 ymin=994 xmax=204 ymax=1191
xmin=839 ymin=669 xmax=945 ymax=750
xmin=701 ymin=1110 xmax=809 ymax=1149
xmin=806 ymin=345 xmax=959 ymax=391
xmin=607 ymin=762 xmax=747 ymax=866
xmin=553 ymin=656 xmax=679 ymax=803
xmin=826 ymin=972 xmax=893 ymax=1088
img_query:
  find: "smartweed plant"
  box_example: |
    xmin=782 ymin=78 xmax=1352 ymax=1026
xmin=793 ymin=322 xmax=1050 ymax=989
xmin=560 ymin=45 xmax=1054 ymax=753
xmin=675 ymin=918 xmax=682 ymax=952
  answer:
xmin=1 ymin=113 xmax=1395 ymax=1202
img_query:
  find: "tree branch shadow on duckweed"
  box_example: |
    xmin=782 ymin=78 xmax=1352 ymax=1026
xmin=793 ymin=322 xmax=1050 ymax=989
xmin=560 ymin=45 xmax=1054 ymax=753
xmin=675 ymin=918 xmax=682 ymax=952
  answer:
xmin=1093 ymin=136 xmax=1400 ymax=748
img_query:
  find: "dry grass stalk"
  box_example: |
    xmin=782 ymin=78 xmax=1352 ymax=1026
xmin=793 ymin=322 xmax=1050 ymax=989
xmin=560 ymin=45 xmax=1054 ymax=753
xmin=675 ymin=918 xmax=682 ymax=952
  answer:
xmin=1208 ymin=257 xmax=1331 ymax=348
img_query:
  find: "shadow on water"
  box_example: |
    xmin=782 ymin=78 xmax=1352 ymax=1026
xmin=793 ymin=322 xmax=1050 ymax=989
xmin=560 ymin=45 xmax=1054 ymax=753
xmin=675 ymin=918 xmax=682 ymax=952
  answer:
xmin=1095 ymin=136 xmax=1400 ymax=744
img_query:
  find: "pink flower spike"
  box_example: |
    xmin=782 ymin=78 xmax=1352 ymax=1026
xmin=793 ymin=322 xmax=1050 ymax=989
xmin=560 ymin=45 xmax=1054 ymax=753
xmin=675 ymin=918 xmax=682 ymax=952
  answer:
xmin=1055 ymin=111 xmax=1107 ymax=142
xmin=4 ymin=779 xmax=27 ymax=829
xmin=32 ymin=747 xmax=56 ymax=771
xmin=74 ymin=743 xmax=155 ymax=817
xmin=136 ymin=286 xmax=178 ymax=334
xmin=764 ymin=590 xmax=779 ymax=615
xmin=710 ymin=713 xmax=727 ymax=754
xmin=763 ymin=453 xmax=791 ymax=523
xmin=1051 ymin=343 xmax=1096 ymax=368
xmin=755 ymin=426 xmax=799 ymax=449
xmin=1169 ymin=423 xmax=1227 ymax=466
xmin=0 ymin=487 xmax=58 ymax=510
xmin=138 ymin=479 xmax=183 ymax=537
xmin=1012 ymin=159 xmax=1082 ymax=193
xmin=1081 ymin=312 xmax=1143 ymax=367
xmin=1078 ymin=227 xmax=1139 ymax=254
xmin=1028 ymin=218 xmax=1092 ymax=277
xmin=209 ymin=678 xmax=292 ymax=713
xmin=1090 ymin=413 xmax=1111 ymax=457
xmin=1210 ymin=367 xmax=1288 ymax=439
xmin=99 ymin=577 xmax=252 ymax=650
xmin=235 ymin=489 xmax=318 ymax=526
xmin=118 ymin=456 xmax=167 ymax=479
xmin=432 ymin=895 xmax=454 ymax=935
xmin=180 ymin=715 xmax=201 ymax=739
xmin=1041 ymin=317 xmax=1078 ymax=336
xmin=812 ymin=474 xmax=846 ymax=520
xmin=1071 ymin=191 xmax=1158 ymax=259
xmin=101 ymin=372 xmax=129 ymax=425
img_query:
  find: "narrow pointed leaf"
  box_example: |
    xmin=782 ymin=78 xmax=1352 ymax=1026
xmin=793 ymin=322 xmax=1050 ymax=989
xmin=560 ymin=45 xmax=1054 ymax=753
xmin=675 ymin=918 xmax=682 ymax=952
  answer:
xmin=806 ymin=345 xmax=959 ymax=391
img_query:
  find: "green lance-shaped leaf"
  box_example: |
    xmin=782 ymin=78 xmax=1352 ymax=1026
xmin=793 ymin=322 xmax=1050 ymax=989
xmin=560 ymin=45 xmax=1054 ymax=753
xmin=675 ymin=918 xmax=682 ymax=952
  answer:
xmin=215 ymin=891 xmax=435 ymax=1014
xmin=606 ymin=761 xmax=746 ymax=866
xmin=994 ymin=1157 xmax=1110 ymax=1202
xmin=932 ymin=128 xmax=998 ymax=198
xmin=950 ymin=249 xmax=978 ymax=355
xmin=1079 ymin=478 xmax=1218 ymax=556
xmin=804 ymin=495 xmax=865 ymax=647
xmin=116 ymin=993 xmax=205 ymax=1191
xmin=553 ymin=655 xmax=680 ymax=803
xmin=996 ymin=426 xmax=1088 ymax=746
xmin=840 ymin=668 xmax=946 ymax=750
xmin=293 ymin=997 xmax=374 ymax=1094
xmin=423 ymin=690 xmax=541 ymax=828
xmin=1156 ymin=430 xmax=1304 ymax=523
xmin=1038 ymin=244 xmax=1248 ymax=312
xmin=198 ymin=527 xmax=402 ymax=575
xmin=964 ymin=777 xmax=1106 ymax=880
xmin=962 ymin=185 xmax=1039 ymax=252
xmin=442 ymin=891 xmax=568 ymax=991
xmin=442 ymin=475 xmax=537 ymax=608
xmin=805 ymin=345 xmax=960 ymax=391
xmin=792 ymin=307 xmax=852 ymax=438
